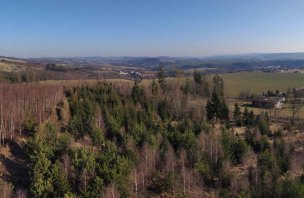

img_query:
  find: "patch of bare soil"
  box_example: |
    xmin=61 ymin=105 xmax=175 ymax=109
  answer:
xmin=230 ymin=151 xmax=258 ymax=176
xmin=232 ymin=127 xmax=246 ymax=136
xmin=289 ymin=150 xmax=304 ymax=180
xmin=284 ymin=131 xmax=304 ymax=145
xmin=269 ymin=122 xmax=283 ymax=133
xmin=70 ymin=135 xmax=93 ymax=149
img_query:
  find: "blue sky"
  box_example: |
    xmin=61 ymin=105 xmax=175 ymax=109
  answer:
xmin=1 ymin=0 xmax=304 ymax=57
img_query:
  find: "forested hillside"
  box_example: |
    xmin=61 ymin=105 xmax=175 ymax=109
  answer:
xmin=0 ymin=73 xmax=303 ymax=198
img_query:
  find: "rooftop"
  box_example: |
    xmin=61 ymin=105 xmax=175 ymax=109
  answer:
xmin=251 ymin=96 xmax=285 ymax=103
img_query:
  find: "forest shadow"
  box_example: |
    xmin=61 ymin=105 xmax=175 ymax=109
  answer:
xmin=0 ymin=141 xmax=29 ymax=188
xmin=241 ymin=103 xmax=254 ymax=108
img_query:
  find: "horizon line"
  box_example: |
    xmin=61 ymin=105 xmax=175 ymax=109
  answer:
xmin=2 ymin=51 xmax=304 ymax=60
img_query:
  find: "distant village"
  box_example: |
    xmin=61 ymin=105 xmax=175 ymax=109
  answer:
xmin=261 ymin=65 xmax=304 ymax=73
xmin=118 ymin=70 xmax=154 ymax=80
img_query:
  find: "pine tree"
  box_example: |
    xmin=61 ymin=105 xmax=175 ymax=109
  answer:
xmin=30 ymin=153 xmax=54 ymax=197
xmin=233 ymin=103 xmax=242 ymax=126
xmin=151 ymin=78 xmax=159 ymax=97
xmin=157 ymin=64 xmax=166 ymax=90
xmin=243 ymin=108 xmax=249 ymax=126
xmin=193 ymin=70 xmax=202 ymax=85
xmin=52 ymin=162 xmax=71 ymax=197
xmin=206 ymin=91 xmax=229 ymax=122
xmin=213 ymin=74 xmax=224 ymax=97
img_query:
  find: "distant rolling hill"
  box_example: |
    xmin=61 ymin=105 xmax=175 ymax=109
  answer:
xmin=2 ymin=52 xmax=304 ymax=73
xmin=0 ymin=57 xmax=28 ymax=72
xmin=0 ymin=56 xmax=44 ymax=73
xmin=202 ymin=52 xmax=304 ymax=62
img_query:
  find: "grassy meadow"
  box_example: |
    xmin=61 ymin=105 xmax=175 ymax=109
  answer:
xmin=221 ymin=72 xmax=304 ymax=97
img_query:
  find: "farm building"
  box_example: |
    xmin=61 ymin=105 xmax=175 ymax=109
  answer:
xmin=295 ymin=87 xmax=304 ymax=97
xmin=251 ymin=96 xmax=285 ymax=109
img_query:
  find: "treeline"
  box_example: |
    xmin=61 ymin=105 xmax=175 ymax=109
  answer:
xmin=8 ymin=69 xmax=68 ymax=83
xmin=46 ymin=64 xmax=68 ymax=72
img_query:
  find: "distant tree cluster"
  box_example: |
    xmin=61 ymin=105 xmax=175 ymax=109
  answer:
xmin=46 ymin=63 xmax=68 ymax=72
xmin=262 ymin=89 xmax=284 ymax=97
xmin=9 ymin=69 xmax=67 ymax=83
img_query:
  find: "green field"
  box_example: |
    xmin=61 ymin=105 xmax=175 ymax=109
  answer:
xmin=221 ymin=72 xmax=304 ymax=97
xmin=37 ymin=71 xmax=304 ymax=98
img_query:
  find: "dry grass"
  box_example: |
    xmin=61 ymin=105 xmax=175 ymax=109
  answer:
xmin=0 ymin=62 xmax=22 ymax=72
xmin=0 ymin=144 xmax=11 ymax=159
xmin=269 ymin=123 xmax=283 ymax=132
xmin=0 ymin=58 xmax=26 ymax=63
xmin=232 ymin=127 xmax=246 ymax=136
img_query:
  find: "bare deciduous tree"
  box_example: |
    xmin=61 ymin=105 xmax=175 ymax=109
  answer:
xmin=286 ymin=89 xmax=304 ymax=124
xmin=0 ymin=83 xmax=64 ymax=144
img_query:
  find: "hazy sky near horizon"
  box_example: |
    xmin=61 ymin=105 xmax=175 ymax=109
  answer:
xmin=1 ymin=0 xmax=304 ymax=58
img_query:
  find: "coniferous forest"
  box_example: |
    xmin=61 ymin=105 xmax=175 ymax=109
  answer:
xmin=0 ymin=73 xmax=303 ymax=198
